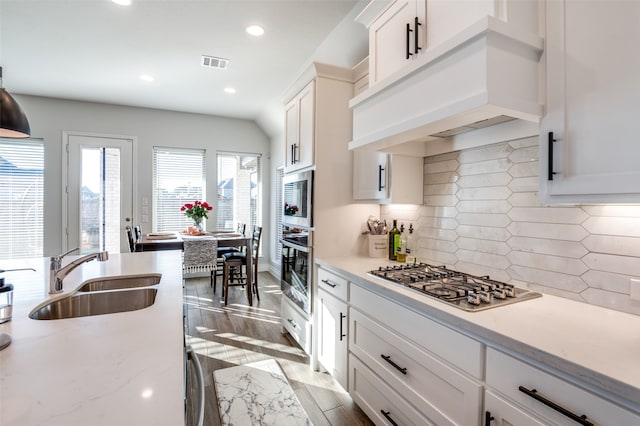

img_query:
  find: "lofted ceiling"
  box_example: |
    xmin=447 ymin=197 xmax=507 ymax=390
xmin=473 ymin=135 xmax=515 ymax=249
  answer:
xmin=0 ymin=0 xmax=365 ymax=136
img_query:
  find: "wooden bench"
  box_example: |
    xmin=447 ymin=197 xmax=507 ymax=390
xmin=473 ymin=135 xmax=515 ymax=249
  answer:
xmin=213 ymin=359 xmax=312 ymax=425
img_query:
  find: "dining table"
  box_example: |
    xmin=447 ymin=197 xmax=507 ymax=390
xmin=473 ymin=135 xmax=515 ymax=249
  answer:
xmin=135 ymin=231 xmax=255 ymax=305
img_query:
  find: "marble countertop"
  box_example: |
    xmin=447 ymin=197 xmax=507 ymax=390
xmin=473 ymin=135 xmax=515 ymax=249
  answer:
xmin=0 ymin=251 xmax=185 ymax=426
xmin=316 ymin=256 xmax=640 ymax=411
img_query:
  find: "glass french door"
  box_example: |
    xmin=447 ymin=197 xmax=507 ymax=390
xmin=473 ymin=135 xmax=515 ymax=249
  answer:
xmin=66 ymin=133 xmax=134 ymax=254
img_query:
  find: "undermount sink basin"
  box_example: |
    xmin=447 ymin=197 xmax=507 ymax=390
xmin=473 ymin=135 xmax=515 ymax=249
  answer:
xmin=29 ymin=288 xmax=158 ymax=320
xmin=77 ymin=274 xmax=162 ymax=292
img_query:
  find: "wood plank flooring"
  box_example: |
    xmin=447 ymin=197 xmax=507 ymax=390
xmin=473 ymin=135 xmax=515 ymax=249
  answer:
xmin=184 ymin=272 xmax=374 ymax=426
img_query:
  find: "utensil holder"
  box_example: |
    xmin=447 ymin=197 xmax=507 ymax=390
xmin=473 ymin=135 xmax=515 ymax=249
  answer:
xmin=368 ymin=234 xmax=388 ymax=258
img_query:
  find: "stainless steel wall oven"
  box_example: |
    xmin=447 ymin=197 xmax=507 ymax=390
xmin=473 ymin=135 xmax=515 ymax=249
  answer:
xmin=280 ymin=225 xmax=312 ymax=314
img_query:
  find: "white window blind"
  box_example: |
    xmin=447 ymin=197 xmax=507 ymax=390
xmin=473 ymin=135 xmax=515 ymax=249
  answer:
xmin=274 ymin=167 xmax=284 ymax=267
xmin=153 ymin=147 xmax=206 ymax=232
xmin=216 ymin=152 xmax=261 ymax=236
xmin=0 ymin=139 xmax=44 ymax=259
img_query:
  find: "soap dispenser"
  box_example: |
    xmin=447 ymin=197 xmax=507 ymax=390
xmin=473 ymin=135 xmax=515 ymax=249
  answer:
xmin=0 ymin=268 xmax=35 ymax=324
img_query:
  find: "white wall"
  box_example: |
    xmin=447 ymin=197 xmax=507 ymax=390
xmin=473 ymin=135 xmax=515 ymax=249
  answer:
xmin=16 ymin=95 xmax=271 ymax=261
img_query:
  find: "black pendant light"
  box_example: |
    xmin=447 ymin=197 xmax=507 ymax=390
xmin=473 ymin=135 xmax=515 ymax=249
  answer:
xmin=0 ymin=67 xmax=31 ymax=138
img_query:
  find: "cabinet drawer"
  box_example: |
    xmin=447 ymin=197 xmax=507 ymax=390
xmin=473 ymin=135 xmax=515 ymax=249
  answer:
xmin=317 ymin=267 xmax=348 ymax=301
xmin=486 ymin=348 xmax=640 ymax=425
xmin=349 ymin=354 xmax=433 ymax=426
xmin=350 ymin=308 xmax=482 ymax=426
xmin=485 ymin=390 xmax=546 ymax=426
xmin=281 ymin=298 xmax=311 ymax=353
xmin=350 ymin=284 xmax=483 ymax=378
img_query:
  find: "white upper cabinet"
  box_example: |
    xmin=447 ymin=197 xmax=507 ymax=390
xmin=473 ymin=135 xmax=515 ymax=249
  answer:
xmin=367 ymin=0 xmax=426 ymax=85
xmin=284 ymin=80 xmax=315 ymax=173
xmin=353 ymin=152 xmax=423 ymax=204
xmin=540 ymin=0 xmax=640 ymax=203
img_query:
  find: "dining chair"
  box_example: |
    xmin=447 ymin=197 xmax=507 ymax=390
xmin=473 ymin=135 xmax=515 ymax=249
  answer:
xmin=213 ymin=222 xmax=246 ymax=289
xmin=182 ymin=238 xmax=218 ymax=287
xmin=220 ymin=225 xmax=262 ymax=305
xmin=125 ymin=226 xmax=135 ymax=252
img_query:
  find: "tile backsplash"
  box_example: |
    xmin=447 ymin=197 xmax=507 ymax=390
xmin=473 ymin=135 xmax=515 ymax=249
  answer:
xmin=381 ymin=136 xmax=640 ymax=316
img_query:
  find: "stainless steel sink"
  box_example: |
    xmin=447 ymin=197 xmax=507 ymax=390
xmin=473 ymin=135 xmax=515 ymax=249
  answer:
xmin=77 ymin=274 xmax=161 ymax=292
xmin=29 ymin=288 xmax=158 ymax=320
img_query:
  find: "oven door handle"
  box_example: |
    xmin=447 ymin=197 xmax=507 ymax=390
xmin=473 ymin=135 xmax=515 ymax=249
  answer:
xmin=280 ymin=239 xmax=311 ymax=253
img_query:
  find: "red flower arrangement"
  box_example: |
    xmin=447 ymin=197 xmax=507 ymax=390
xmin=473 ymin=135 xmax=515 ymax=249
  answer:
xmin=180 ymin=200 xmax=213 ymax=223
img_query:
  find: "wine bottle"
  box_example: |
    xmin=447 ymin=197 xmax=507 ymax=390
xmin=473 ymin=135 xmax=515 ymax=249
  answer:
xmin=388 ymin=219 xmax=400 ymax=261
xmin=396 ymin=223 xmax=406 ymax=263
xmin=406 ymin=223 xmax=416 ymax=264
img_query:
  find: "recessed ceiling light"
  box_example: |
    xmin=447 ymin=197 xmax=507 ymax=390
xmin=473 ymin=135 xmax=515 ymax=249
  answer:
xmin=224 ymin=87 xmax=236 ymax=94
xmin=139 ymin=74 xmax=154 ymax=82
xmin=112 ymin=0 xmax=132 ymax=6
xmin=246 ymin=25 xmax=264 ymax=37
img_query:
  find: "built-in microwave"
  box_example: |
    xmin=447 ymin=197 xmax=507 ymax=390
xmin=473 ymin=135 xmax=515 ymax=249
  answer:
xmin=283 ymin=170 xmax=313 ymax=229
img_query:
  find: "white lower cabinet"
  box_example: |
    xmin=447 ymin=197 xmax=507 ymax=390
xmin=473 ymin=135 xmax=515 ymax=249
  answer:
xmin=317 ymin=288 xmax=348 ymax=390
xmin=485 ymin=348 xmax=640 ymax=426
xmin=350 ymin=353 xmax=433 ymax=426
xmin=281 ymin=297 xmax=311 ymax=354
xmin=349 ymin=284 xmax=483 ymax=425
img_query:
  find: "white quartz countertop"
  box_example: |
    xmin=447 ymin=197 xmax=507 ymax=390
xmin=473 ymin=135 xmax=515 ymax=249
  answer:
xmin=0 ymin=251 xmax=185 ymax=426
xmin=316 ymin=256 xmax=640 ymax=411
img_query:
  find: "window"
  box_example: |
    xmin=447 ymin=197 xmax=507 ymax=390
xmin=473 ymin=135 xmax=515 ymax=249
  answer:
xmin=274 ymin=167 xmax=284 ymax=266
xmin=153 ymin=147 xmax=206 ymax=232
xmin=0 ymin=139 xmax=44 ymax=259
xmin=216 ymin=152 xmax=261 ymax=234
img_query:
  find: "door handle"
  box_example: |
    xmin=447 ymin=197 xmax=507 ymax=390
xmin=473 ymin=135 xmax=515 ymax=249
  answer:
xmin=548 ymin=131 xmax=557 ymax=181
xmin=339 ymin=312 xmax=346 ymax=341
xmin=378 ymin=165 xmax=385 ymax=191
xmin=414 ymin=17 xmax=422 ymax=54
xmin=406 ymin=23 xmax=413 ymax=60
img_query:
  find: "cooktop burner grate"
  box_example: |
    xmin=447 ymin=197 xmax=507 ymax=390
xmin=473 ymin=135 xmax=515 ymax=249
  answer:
xmin=369 ymin=263 xmax=541 ymax=312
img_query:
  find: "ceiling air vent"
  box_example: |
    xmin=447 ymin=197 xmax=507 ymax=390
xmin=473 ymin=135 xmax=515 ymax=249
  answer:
xmin=201 ymin=55 xmax=229 ymax=70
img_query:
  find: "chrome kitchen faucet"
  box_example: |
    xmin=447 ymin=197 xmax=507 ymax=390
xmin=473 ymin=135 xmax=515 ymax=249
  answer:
xmin=49 ymin=248 xmax=109 ymax=294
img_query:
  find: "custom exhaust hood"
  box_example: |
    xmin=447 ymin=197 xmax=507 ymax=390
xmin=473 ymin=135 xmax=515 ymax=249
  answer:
xmin=348 ymin=16 xmax=544 ymax=157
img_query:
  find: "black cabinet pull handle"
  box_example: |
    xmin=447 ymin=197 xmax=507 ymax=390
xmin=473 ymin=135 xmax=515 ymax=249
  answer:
xmin=381 ymin=354 xmax=407 ymax=375
xmin=287 ymin=318 xmax=299 ymax=329
xmin=321 ymin=279 xmax=336 ymax=288
xmin=293 ymin=144 xmax=298 ymax=164
xmin=485 ymin=411 xmax=494 ymax=425
xmin=378 ymin=165 xmax=385 ymax=191
xmin=380 ymin=410 xmax=398 ymax=426
xmin=548 ymin=131 xmax=557 ymax=180
xmin=290 ymin=144 xmax=295 ymax=165
xmin=414 ymin=17 xmax=422 ymax=54
xmin=406 ymin=23 xmax=413 ymax=59
xmin=518 ymin=386 xmax=594 ymax=426
xmin=339 ymin=313 xmax=346 ymax=341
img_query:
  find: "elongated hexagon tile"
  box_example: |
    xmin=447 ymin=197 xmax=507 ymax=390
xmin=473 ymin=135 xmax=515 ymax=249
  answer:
xmin=458 ymin=158 xmax=513 ymax=176
xmin=425 ymin=171 xmax=459 ymax=184
xmin=507 ymin=236 xmax=588 ymax=258
xmin=418 ymin=216 xmax=458 ymax=230
xmin=456 ymin=237 xmax=511 ymax=256
xmin=582 ymin=235 xmax=640 ymax=257
xmin=457 ymin=200 xmax=511 ymax=214
xmin=583 ymin=253 xmax=640 ymax=276
xmin=425 ymin=182 xmax=458 ymax=195
xmin=580 ymin=288 xmax=640 ymax=316
xmin=418 ymin=238 xmax=458 ymax=253
xmin=508 ymin=136 xmax=538 ymax=149
xmin=424 ymin=194 xmax=458 ymax=207
xmin=457 ymin=172 xmax=511 ymax=188
xmin=456 ymin=249 xmax=511 ymax=270
xmin=459 ymin=142 xmax=513 ymax=163
xmin=456 ymin=212 xmax=511 ymax=227
xmin=508 ymin=146 xmax=538 ymax=164
xmin=582 ymin=216 xmax=640 ymax=237
xmin=457 ymin=186 xmax=512 ymax=201
xmin=507 ymin=192 xmax=540 ymax=207
xmin=418 ymin=249 xmax=457 ymax=265
xmin=419 ymin=205 xmax=459 ymax=218
xmin=507 ymin=251 xmax=588 ymax=275
xmin=508 ymin=207 xmax=588 ymax=224
xmin=425 ymin=159 xmax=459 ymax=174
xmin=508 ymin=176 xmax=538 ymax=193
xmin=506 ymin=265 xmax=588 ymax=292
xmin=509 ymin=161 xmax=538 ymax=178
xmin=453 ymin=261 xmax=511 ymax=282
xmin=582 ymin=270 xmax=631 ymax=294
xmin=418 ymin=227 xmax=458 ymax=241
xmin=522 ymin=282 xmax=586 ymax=302
xmin=507 ymin=222 xmax=588 ymax=241
xmin=456 ymin=224 xmax=510 ymax=242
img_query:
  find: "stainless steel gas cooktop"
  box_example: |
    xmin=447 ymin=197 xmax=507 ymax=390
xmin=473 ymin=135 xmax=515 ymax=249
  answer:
xmin=369 ymin=263 xmax=541 ymax=312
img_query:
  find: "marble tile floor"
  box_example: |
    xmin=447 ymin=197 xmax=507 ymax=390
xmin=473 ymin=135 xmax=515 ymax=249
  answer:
xmin=184 ymin=272 xmax=374 ymax=426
